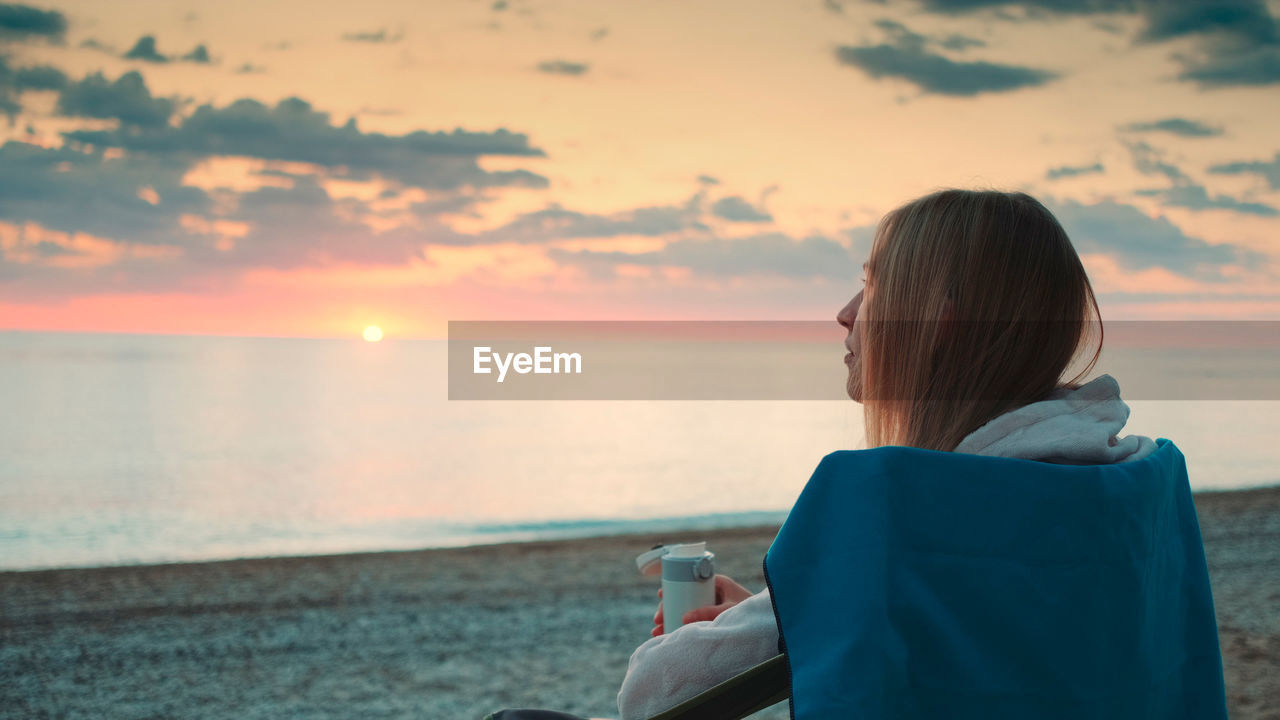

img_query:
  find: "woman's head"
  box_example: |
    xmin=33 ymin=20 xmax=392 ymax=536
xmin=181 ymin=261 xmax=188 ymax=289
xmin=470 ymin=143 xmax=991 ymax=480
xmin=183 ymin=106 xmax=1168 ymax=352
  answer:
xmin=837 ymin=189 xmax=1102 ymax=452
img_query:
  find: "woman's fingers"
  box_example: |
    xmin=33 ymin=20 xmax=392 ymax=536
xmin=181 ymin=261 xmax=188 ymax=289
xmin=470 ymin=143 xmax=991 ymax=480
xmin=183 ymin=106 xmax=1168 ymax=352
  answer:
xmin=682 ymin=601 xmax=736 ymax=625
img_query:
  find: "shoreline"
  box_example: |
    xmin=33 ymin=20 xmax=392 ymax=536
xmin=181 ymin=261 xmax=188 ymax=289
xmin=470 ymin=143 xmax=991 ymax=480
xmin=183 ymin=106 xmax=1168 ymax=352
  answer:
xmin=2 ymin=485 xmax=1277 ymax=719
xmin=4 ymin=484 xmax=1274 ymax=576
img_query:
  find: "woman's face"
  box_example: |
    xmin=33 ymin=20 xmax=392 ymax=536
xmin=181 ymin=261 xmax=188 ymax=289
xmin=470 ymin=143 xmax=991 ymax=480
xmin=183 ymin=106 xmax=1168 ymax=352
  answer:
xmin=836 ymin=282 xmax=866 ymax=403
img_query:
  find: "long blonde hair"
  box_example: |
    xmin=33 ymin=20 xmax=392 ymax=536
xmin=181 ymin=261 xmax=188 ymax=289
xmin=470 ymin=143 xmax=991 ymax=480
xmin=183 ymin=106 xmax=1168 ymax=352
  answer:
xmin=860 ymin=189 xmax=1102 ymax=451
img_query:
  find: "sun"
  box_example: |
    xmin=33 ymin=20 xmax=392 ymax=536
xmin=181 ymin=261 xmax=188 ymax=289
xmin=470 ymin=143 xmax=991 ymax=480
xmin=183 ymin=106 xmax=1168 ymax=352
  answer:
xmin=362 ymin=325 xmax=384 ymax=342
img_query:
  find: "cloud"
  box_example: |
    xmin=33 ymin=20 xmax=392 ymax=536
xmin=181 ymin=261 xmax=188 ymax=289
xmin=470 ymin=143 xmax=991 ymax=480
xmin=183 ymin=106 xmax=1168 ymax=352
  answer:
xmin=0 ymin=57 xmax=67 ymax=118
xmin=1135 ymin=185 xmax=1278 ymax=216
xmin=1174 ymin=44 xmax=1280 ymax=87
xmin=234 ymin=63 xmax=266 ymax=74
xmin=79 ymin=37 xmax=114 ymax=53
xmin=938 ymin=33 xmax=988 ymax=51
xmin=1046 ymin=162 xmax=1104 ymax=180
xmin=1121 ymin=117 xmax=1223 ymax=137
xmin=536 ymin=60 xmax=589 ymax=76
xmin=590 ymin=27 xmax=609 ymax=40
xmin=120 ymin=35 xmax=215 ymax=64
xmin=13 ymin=63 xmax=66 ymax=90
xmin=1209 ymin=152 xmax=1280 ymax=189
xmin=181 ymin=44 xmax=211 ymax=63
xmin=208 ymin=176 xmax=434 ymax=269
xmin=1148 ymin=2 xmax=1280 ymax=87
xmin=1048 ymin=197 xmax=1265 ymax=280
xmin=835 ymin=19 xmax=1057 ymax=96
xmin=711 ymin=195 xmax=773 ymax=223
xmin=549 ymin=233 xmax=854 ymax=280
xmin=917 ymin=0 xmax=1136 ymax=17
xmin=1125 ymin=141 xmax=1278 ymax=216
xmin=59 ymin=78 xmax=547 ymax=191
xmin=0 ymin=140 xmax=208 ymax=244
xmin=0 ymin=3 xmax=66 ymax=41
xmin=696 ymin=174 xmax=720 ymax=185
xmin=1137 ymin=1 xmax=1277 ymax=44
xmin=917 ymin=0 xmax=1280 ymax=88
xmin=481 ymin=200 xmax=701 ymax=243
xmin=56 ymin=71 xmax=176 ymax=129
xmin=1126 ymin=140 xmax=1189 ymax=183
xmin=123 ymin=35 xmax=168 ymax=63
xmin=342 ymin=28 xmax=401 ymax=43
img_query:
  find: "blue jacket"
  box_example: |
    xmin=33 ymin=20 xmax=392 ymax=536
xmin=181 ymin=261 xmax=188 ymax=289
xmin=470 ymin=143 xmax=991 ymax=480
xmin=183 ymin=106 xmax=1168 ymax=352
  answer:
xmin=764 ymin=438 xmax=1227 ymax=719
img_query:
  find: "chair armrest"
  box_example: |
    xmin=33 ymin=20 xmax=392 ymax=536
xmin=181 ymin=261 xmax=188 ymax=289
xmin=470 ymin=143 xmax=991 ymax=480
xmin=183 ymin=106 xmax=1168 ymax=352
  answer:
xmin=645 ymin=654 xmax=790 ymax=720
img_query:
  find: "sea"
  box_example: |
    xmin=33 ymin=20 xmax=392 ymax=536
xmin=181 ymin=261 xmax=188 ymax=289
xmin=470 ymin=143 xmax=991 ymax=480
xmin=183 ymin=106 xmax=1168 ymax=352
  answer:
xmin=1 ymin=331 xmax=1277 ymax=571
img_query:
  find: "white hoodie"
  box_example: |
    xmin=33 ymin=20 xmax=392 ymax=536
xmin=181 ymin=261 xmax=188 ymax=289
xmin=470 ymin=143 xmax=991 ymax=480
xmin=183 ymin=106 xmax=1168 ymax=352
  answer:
xmin=617 ymin=374 xmax=1156 ymax=720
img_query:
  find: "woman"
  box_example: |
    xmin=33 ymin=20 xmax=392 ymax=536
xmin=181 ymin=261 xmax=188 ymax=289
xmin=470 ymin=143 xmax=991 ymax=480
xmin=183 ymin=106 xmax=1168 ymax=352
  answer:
xmin=616 ymin=189 xmax=1157 ymax=720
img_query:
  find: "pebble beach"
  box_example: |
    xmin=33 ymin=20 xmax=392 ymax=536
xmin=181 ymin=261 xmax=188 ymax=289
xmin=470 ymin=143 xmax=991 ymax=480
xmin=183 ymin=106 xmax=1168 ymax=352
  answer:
xmin=2 ymin=485 xmax=1277 ymax=720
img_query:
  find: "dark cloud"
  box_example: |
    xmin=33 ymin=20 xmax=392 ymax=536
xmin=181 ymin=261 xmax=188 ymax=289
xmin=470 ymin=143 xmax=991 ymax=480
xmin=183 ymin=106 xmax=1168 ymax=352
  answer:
xmin=711 ymin=195 xmax=772 ymax=223
xmin=79 ymin=37 xmax=114 ymax=53
xmin=0 ymin=3 xmax=66 ymax=41
xmin=481 ymin=200 xmax=700 ymax=243
xmin=835 ymin=19 xmax=1057 ymax=96
xmin=1138 ymin=1 xmax=1277 ymax=44
xmin=0 ymin=141 xmax=458 ymax=294
xmin=62 ymin=90 xmax=546 ymax=190
xmin=696 ymin=174 xmax=720 ymax=185
xmin=492 ymin=1 xmax=508 ymax=11
xmin=920 ymin=1 xmax=1135 ymax=14
xmin=1135 ymin=184 xmax=1278 ymax=216
xmin=341 ymin=29 xmax=401 ymax=43
xmin=56 ymin=71 xmax=176 ymax=129
xmin=208 ymin=176 xmax=434 ymax=269
xmin=1121 ymin=117 xmax=1223 ymax=137
xmin=824 ymin=0 xmax=845 ymax=14
xmin=234 ymin=63 xmax=266 ymax=74
xmin=0 ymin=140 xmax=207 ymax=244
xmin=536 ymin=60 xmax=589 ymax=76
xmin=13 ymin=63 xmax=66 ymax=90
xmin=1147 ymin=2 xmax=1280 ymax=87
xmin=938 ymin=33 xmax=987 ymax=50
xmin=1175 ymin=45 xmax=1280 ymax=87
xmin=1126 ymin=141 xmax=1278 ymax=216
xmin=1126 ymin=140 xmax=1189 ymax=183
xmin=1048 ymin=198 xmax=1264 ymax=280
xmin=549 ymin=233 xmax=854 ymax=280
xmin=1045 ymin=162 xmax=1104 ymax=180
xmin=1209 ymin=152 xmax=1280 ymax=190
xmin=590 ymin=27 xmax=609 ymax=40
xmin=0 ymin=57 xmax=66 ymax=118
xmin=181 ymin=44 xmax=211 ymax=63
xmin=917 ymin=0 xmax=1280 ymax=88
xmin=123 ymin=35 xmax=168 ymax=63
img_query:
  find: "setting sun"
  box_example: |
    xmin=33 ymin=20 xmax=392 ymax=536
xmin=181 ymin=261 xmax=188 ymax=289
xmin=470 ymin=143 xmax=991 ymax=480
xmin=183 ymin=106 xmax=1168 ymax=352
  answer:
xmin=362 ymin=325 xmax=384 ymax=342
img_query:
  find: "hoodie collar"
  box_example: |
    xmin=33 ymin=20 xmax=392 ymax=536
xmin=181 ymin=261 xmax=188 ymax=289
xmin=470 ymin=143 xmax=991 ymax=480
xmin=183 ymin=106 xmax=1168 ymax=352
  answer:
xmin=953 ymin=374 xmax=1157 ymax=465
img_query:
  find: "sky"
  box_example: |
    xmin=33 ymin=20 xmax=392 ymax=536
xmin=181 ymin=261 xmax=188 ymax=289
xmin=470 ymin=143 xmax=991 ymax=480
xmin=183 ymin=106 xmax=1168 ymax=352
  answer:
xmin=0 ymin=0 xmax=1278 ymax=338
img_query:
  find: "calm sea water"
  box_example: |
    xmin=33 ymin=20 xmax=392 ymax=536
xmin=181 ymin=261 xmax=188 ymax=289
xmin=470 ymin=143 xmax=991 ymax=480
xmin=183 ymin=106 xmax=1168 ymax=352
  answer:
xmin=1 ymin=331 xmax=1276 ymax=570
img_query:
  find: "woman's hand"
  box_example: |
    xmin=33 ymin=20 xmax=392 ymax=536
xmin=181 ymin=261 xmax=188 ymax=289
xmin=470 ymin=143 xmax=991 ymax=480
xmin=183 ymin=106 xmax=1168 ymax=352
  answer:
xmin=651 ymin=574 xmax=755 ymax=637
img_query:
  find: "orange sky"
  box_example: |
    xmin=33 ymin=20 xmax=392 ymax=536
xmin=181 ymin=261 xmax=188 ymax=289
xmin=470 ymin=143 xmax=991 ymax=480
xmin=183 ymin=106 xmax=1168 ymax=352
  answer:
xmin=2 ymin=0 xmax=1279 ymax=337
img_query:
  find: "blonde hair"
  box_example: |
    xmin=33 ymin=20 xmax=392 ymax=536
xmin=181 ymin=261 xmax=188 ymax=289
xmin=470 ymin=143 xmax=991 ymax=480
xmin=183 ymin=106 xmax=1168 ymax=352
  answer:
xmin=859 ymin=189 xmax=1102 ymax=451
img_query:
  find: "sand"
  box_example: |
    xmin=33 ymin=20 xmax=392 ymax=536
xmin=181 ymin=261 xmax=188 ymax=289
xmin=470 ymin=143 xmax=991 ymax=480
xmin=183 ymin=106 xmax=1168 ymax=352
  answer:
xmin=2 ymin=485 xmax=1277 ymax=720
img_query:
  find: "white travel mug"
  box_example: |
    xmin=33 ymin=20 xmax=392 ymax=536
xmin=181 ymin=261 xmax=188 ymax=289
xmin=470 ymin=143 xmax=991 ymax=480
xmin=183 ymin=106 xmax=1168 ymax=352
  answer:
xmin=634 ymin=542 xmax=717 ymax=634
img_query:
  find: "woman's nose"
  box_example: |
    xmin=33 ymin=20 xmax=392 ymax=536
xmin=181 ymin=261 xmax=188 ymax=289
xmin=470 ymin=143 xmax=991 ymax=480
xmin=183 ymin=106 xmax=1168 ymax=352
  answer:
xmin=837 ymin=290 xmax=863 ymax=330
